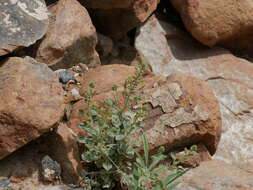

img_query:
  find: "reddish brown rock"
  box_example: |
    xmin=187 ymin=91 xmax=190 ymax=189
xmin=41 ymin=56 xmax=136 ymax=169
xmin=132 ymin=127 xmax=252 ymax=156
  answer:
xmin=44 ymin=123 xmax=82 ymax=183
xmin=175 ymin=160 xmax=253 ymax=190
xmin=0 ymin=57 xmax=65 ymax=160
xmin=82 ymin=0 xmax=159 ymax=37
xmin=69 ymin=65 xmax=221 ymax=155
xmin=135 ymin=15 xmax=253 ymax=167
xmin=36 ymin=0 xmax=100 ymax=70
xmin=81 ymin=64 xmax=136 ymax=94
xmin=141 ymin=73 xmax=221 ymax=155
xmin=170 ymin=0 xmax=253 ymax=54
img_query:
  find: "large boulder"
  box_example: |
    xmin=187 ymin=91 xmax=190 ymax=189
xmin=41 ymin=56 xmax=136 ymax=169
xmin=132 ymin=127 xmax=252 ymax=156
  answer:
xmin=0 ymin=0 xmax=48 ymax=56
xmin=175 ymin=160 xmax=253 ymax=190
xmin=0 ymin=57 xmax=65 ymax=160
xmin=36 ymin=0 xmax=100 ymax=70
xmin=135 ymin=15 xmax=253 ymax=167
xmin=82 ymin=0 xmax=160 ymax=37
xmin=69 ymin=65 xmax=221 ymax=155
xmin=170 ymin=0 xmax=253 ymax=55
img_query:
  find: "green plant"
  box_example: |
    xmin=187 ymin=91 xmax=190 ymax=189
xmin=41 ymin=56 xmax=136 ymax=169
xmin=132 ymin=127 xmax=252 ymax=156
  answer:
xmin=121 ymin=134 xmax=188 ymax=190
xmin=78 ymin=63 xmax=195 ymax=190
xmin=78 ymin=63 xmax=147 ymax=189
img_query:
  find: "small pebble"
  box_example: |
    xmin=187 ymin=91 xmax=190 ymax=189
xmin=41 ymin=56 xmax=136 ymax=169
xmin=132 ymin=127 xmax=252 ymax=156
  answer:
xmin=71 ymin=88 xmax=80 ymax=97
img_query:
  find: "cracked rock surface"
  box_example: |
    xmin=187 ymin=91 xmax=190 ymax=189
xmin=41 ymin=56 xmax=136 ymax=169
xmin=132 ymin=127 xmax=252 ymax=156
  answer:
xmin=141 ymin=73 xmax=221 ymax=155
xmin=135 ymin=15 xmax=253 ymax=168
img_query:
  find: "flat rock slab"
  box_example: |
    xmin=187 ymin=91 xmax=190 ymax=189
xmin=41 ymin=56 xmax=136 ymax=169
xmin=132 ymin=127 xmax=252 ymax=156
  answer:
xmin=0 ymin=0 xmax=48 ymax=55
xmin=135 ymin=15 xmax=253 ymax=168
xmin=175 ymin=160 xmax=253 ymax=190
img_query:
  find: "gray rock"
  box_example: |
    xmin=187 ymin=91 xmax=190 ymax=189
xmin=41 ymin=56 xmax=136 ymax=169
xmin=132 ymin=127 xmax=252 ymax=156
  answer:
xmin=41 ymin=155 xmax=61 ymax=182
xmin=0 ymin=0 xmax=49 ymax=56
xmin=55 ymin=69 xmax=75 ymax=84
xmin=0 ymin=177 xmax=10 ymax=188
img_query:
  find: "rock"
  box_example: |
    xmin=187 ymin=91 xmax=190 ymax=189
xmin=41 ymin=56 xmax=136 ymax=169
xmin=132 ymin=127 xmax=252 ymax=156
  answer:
xmin=172 ymin=143 xmax=212 ymax=168
xmin=44 ymin=123 xmax=82 ymax=183
xmin=175 ymin=160 xmax=253 ymax=190
xmin=135 ymin=15 xmax=253 ymax=167
xmin=41 ymin=155 xmax=61 ymax=182
xmin=0 ymin=57 xmax=65 ymax=160
xmin=36 ymin=0 xmax=100 ymax=69
xmin=55 ymin=69 xmax=75 ymax=84
xmin=0 ymin=177 xmax=10 ymax=188
xmin=81 ymin=64 xmax=136 ymax=94
xmin=69 ymin=65 xmax=221 ymax=155
xmin=82 ymin=0 xmax=160 ymax=37
xmin=170 ymin=0 xmax=253 ymax=55
xmin=141 ymin=73 xmax=221 ymax=155
xmin=0 ymin=0 xmax=48 ymax=56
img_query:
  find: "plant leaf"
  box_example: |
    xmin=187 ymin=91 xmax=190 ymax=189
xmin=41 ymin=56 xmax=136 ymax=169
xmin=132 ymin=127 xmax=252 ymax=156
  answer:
xmin=142 ymin=134 xmax=149 ymax=167
xmin=149 ymin=154 xmax=167 ymax=170
xmin=102 ymin=160 xmax=113 ymax=171
xmin=105 ymin=98 xmax=115 ymax=106
xmin=135 ymin=151 xmax=145 ymax=168
xmin=167 ymin=181 xmax=180 ymax=190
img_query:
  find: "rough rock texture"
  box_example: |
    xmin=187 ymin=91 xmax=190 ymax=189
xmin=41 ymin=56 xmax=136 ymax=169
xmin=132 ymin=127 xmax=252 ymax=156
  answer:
xmin=41 ymin=155 xmax=61 ymax=182
xmin=36 ymin=0 xmax=100 ymax=70
xmin=170 ymin=0 xmax=253 ymax=54
xmin=0 ymin=0 xmax=48 ymax=56
xmin=82 ymin=0 xmax=160 ymax=37
xmin=0 ymin=57 xmax=65 ymax=160
xmin=69 ymin=65 xmax=221 ymax=155
xmin=44 ymin=123 xmax=82 ymax=183
xmin=141 ymin=73 xmax=221 ymax=155
xmin=175 ymin=160 xmax=253 ymax=190
xmin=135 ymin=15 xmax=253 ymax=167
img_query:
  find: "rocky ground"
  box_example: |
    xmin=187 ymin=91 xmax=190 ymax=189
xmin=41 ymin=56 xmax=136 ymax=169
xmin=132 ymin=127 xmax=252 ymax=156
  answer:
xmin=0 ymin=0 xmax=253 ymax=190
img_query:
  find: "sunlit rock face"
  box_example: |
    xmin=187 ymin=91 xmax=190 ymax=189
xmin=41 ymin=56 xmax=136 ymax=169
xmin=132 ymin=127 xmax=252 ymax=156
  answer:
xmin=135 ymin=15 xmax=253 ymax=169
